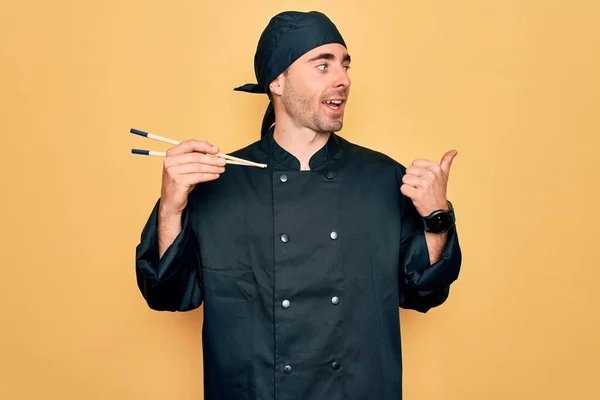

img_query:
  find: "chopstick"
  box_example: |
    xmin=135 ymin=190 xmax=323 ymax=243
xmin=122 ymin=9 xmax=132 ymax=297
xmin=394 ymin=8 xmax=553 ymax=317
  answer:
xmin=129 ymin=128 xmax=267 ymax=169
xmin=130 ymin=148 xmax=255 ymax=166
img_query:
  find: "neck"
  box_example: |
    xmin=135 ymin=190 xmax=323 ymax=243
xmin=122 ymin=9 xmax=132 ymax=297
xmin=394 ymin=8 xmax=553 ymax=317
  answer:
xmin=273 ymin=121 xmax=330 ymax=171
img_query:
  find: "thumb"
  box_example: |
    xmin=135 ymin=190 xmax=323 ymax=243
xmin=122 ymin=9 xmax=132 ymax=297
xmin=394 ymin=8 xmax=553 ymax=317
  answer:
xmin=440 ymin=150 xmax=458 ymax=175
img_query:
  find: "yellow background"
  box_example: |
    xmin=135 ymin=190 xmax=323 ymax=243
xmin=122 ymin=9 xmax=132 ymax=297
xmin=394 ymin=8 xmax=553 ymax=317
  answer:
xmin=1 ymin=0 xmax=599 ymax=399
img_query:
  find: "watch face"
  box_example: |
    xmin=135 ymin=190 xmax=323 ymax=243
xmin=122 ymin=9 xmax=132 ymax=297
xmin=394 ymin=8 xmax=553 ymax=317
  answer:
xmin=429 ymin=212 xmax=453 ymax=232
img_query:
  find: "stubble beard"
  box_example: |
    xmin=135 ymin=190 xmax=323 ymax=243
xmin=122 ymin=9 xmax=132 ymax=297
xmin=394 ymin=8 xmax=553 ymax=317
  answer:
xmin=282 ymin=85 xmax=344 ymax=134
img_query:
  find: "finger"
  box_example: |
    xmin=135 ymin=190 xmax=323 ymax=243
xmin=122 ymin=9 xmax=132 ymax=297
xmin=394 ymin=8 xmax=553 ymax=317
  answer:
xmin=412 ymin=159 xmax=443 ymax=175
xmin=167 ymin=139 xmax=219 ymax=156
xmin=165 ymin=152 xmax=227 ymax=168
xmin=405 ymin=166 xmax=433 ymax=178
xmin=401 ymin=174 xmax=422 ymax=188
xmin=183 ymin=173 xmax=221 ymax=185
xmin=400 ymin=183 xmax=418 ymax=198
xmin=411 ymin=158 xmax=434 ymax=168
xmin=440 ymin=150 xmax=458 ymax=175
xmin=168 ymin=163 xmax=226 ymax=175
xmin=405 ymin=166 xmax=423 ymax=177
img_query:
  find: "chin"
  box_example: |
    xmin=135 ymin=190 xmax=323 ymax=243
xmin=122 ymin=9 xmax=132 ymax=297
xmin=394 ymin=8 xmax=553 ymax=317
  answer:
xmin=326 ymin=120 xmax=344 ymax=132
xmin=311 ymin=109 xmax=345 ymax=133
xmin=315 ymin=117 xmax=344 ymax=133
xmin=315 ymin=124 xmax=342 ymax=134
xmin=330 ymin=123 xmax=343 ymax=132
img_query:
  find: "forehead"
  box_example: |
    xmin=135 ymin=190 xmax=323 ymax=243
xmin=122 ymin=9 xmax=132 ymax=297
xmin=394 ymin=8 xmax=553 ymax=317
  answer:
xmin=297 ymin=43 xmax=350 ymax=63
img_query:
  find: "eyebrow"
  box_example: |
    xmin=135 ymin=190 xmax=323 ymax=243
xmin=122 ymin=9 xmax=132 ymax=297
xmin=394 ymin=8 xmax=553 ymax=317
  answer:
xmin=307 ymin=52 xmax=352 ymax=63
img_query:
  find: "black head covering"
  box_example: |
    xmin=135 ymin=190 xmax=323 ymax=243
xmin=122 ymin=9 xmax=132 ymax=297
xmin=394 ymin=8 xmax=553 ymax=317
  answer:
xmin=234 ymin=11 xmax=347 ymax=137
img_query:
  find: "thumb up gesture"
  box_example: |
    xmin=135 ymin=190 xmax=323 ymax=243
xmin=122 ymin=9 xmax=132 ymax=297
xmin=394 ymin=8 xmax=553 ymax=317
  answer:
xmin=400 ymin=150 xmax=458 ymax=217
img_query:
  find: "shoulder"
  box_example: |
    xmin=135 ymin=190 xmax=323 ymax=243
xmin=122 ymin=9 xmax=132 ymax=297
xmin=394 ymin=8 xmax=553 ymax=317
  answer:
xmin=339 ymin=135 xmax=407 ymax=180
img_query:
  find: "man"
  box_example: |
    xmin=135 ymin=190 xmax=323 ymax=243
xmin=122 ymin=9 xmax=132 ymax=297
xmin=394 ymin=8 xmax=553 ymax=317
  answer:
xmin=135 ymin=10 xmax=462 ymax=400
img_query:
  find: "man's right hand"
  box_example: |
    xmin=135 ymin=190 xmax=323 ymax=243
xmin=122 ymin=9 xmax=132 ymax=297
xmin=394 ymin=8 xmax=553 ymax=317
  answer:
xmin=160 ymin=139 xmax=226 ymax=216
xmin=157 ymin=139 xmax=225 ymax=259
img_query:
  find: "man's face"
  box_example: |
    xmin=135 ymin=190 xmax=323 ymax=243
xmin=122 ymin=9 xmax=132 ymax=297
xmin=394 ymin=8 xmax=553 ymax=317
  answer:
xmin=277 ymin=43 xmax=352 ymax=134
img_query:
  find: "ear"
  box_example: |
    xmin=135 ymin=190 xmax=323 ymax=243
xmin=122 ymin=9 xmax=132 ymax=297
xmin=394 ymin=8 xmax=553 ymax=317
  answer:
xmin=269 ymin=73 xmax=285 ymax=97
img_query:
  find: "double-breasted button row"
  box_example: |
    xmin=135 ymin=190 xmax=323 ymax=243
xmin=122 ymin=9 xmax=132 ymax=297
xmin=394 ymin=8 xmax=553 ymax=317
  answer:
xmin=282 ymin=361 xmax=341 ymax=375
xmin=279 ymin=232 xmax=338 ymax=243
xmin=280 ymin=296 xmax=340 ymax=308
xmin=278 ymin=172 xmax=335 ymax=182
xmin=277 ymin=174 xmax=340 ymax=377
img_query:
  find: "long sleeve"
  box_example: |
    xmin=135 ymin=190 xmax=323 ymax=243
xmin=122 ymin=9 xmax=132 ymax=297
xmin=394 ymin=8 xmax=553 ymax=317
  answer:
xmin=135 ymin=199 xmax=203 ymax=312
xmin=398 ymin=194 xmax=462 ymax=313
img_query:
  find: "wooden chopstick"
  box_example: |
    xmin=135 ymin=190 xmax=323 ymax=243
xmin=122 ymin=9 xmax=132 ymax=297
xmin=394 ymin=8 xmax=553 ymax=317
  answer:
xmin=130 ymin=148 xmax=254 ymax=166
xmin=130 ymin=128 xmax=267 ymax=168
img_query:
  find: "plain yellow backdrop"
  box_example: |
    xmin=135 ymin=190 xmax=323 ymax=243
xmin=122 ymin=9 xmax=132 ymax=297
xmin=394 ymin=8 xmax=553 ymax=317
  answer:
xmin=1 ymin=0 xmax=599 ymax=399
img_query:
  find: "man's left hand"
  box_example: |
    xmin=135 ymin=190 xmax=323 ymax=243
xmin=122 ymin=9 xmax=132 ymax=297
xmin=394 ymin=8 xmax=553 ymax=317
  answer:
xmin=400 ymin=150 xmax=458 ymax=217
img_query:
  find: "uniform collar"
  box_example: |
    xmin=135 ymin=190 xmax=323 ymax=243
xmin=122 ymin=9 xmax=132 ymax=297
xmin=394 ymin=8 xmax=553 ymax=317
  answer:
xmin=259 ymin=125 xmax=343 ymax=171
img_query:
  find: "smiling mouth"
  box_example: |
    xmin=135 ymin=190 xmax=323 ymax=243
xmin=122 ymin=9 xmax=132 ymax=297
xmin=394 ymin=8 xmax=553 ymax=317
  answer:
xmin=322 ymin=99 xmax=345 ymax=111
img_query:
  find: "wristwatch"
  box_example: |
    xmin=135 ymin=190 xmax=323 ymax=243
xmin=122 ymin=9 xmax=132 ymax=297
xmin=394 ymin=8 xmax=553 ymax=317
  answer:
xmin=422 ymin=201 xmax=455 ymax=234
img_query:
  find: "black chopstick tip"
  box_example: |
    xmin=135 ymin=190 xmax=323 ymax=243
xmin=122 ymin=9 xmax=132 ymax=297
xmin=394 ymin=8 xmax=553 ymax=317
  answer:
xmin=131 ymin=149 xmax=149 ymax=155
xmin=130 ymin=128 xmax=148 ymax=137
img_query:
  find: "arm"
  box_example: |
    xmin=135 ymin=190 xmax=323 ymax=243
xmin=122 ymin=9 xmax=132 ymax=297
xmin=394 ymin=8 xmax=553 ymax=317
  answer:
xmin=398 ymin=194 xmax=462 ymax=313
xmin=396 ymin=149 xmax=461 ymax=312
xmin=135 ymin=199 xmax=203 ymax=312
xmin=425 ymin=225 xmax=449 ymax=264
xmin=158 ymin=203 xmax=185 ymax=259
xmin=135 ymin=138 xmax=225 ymax=312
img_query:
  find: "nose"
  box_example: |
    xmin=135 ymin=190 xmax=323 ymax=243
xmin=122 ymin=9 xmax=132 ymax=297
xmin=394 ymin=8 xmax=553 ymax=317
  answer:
xmin=333 ymin=65 xmax=351 ymax=89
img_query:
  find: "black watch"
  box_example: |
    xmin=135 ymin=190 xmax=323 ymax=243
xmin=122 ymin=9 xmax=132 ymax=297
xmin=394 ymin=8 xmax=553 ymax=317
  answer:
xmin=422 ymin=201 xmax=455 ymax=234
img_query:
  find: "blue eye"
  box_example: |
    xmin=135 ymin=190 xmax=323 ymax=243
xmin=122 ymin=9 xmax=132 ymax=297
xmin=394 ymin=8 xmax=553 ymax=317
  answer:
xmin=316 ymin=64 xmax=350 ymax=72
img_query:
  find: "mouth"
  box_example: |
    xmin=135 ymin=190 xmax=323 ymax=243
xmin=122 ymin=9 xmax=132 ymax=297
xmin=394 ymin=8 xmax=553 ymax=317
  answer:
xmin=322 ymin=99 xmax=345 ymax=111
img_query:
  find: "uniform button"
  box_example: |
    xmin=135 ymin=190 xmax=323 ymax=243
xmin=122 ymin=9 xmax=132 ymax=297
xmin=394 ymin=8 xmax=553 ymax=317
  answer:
xmin=283 ymin=365 xmax=292 ymax=374
xmin=326 ymin=171 xmax=335 ymax=179
xmin=331 ymin=296 xmax=340 ymax=305
xmin=280 ymin=234 xmax=289 ymax=243
xmin=331 ymin=361 xmax=340 ymax=370
xmin=280 ymin=174 xmax=288 ymax=183
xmin=330 ymin=231 xmax=338 ymax=240
xmin=282 ymin=300 xmax=290 ymax=309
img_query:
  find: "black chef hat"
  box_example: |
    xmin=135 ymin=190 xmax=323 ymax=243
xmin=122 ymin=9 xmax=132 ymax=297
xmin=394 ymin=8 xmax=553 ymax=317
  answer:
xmin=234 ymin=11 xmax=347 ymax=137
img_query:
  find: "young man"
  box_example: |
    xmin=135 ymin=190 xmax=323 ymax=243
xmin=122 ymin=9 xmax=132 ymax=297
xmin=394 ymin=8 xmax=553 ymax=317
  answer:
xmin=135 ymin=10 xmax=462 ymax=400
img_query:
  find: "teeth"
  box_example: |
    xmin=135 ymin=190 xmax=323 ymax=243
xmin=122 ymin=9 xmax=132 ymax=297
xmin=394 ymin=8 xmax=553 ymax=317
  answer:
xmin=325 ymin=100 xmax=343 ymax=105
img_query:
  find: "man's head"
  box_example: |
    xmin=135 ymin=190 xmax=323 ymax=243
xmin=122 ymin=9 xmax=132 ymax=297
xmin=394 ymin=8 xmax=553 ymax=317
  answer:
xmin=269 ymin=43 xmax=351 ymax=134
xmin=234 ymin=11 xmax=350 ymax=136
